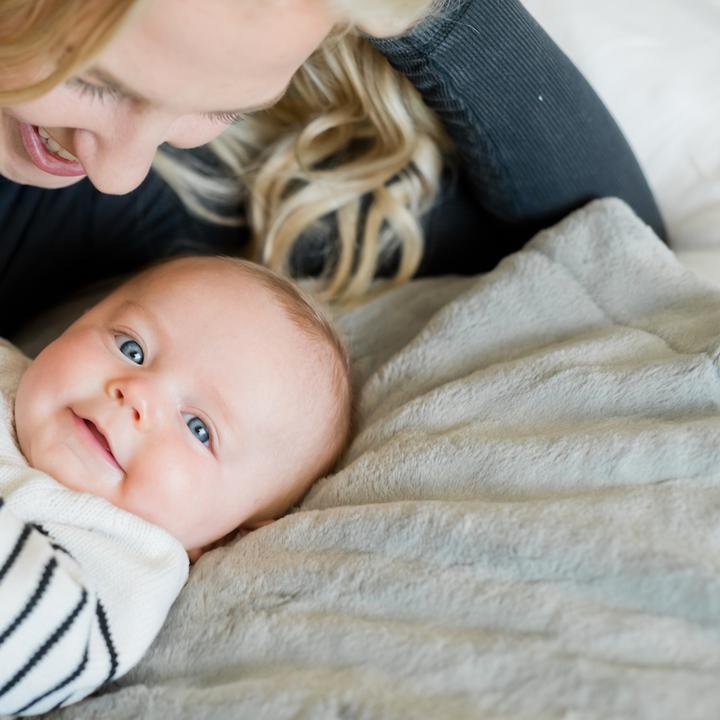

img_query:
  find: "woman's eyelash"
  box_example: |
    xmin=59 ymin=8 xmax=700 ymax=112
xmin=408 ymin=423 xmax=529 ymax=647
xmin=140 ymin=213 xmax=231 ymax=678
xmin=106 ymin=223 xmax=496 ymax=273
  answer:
xmin=67 ymin=78 xmax=121 ymax=102
xmin=69 ymin=77 xmax=241 ymax=125
xmin=204 ymin=111 xmax=242 ymax=125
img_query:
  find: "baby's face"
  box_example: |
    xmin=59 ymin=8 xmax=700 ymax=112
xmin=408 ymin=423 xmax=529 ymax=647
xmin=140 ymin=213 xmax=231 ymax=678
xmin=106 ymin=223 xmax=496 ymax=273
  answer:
xmin=15 ymin=259 xmax=335 ymax=554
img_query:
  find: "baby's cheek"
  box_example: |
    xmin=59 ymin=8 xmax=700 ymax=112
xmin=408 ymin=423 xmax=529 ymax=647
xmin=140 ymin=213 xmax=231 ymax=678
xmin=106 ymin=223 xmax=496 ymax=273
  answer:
xmin=120 ymin=444 xmax=204 ymax=541
xmin=15 ymin=367 xmax=51 ymax=456
xmin=25 ymin=331 xmax=99 ymax=409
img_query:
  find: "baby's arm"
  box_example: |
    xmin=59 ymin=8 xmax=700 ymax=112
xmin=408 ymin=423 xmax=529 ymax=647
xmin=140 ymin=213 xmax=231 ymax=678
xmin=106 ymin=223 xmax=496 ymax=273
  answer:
xmin=0 ymin=496 xmax=113 ymax=716
xmin=0 ymin=482 xmax=188 ymax=717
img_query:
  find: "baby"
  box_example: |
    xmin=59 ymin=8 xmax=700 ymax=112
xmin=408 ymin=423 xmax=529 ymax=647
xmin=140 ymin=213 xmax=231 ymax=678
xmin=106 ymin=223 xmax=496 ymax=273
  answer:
xmin=0 ymin=256 xmax=352 ymax=716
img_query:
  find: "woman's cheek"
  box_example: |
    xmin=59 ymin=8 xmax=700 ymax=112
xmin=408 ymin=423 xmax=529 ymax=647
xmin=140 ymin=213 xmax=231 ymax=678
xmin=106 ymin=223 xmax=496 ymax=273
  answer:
xmin=165 ymin=116 xmax=232 ymax=149
xmin=9 ymin=87 xmax=105 ymax=132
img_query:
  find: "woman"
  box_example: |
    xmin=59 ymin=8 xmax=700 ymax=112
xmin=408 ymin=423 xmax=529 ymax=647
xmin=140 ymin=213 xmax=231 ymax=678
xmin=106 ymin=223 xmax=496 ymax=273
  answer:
xmin=0 ymin=0 xmax=664 ymax=337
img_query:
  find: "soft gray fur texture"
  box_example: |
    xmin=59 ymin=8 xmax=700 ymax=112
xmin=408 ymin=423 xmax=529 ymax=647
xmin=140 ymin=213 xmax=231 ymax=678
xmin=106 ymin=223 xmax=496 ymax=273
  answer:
xmin=41 ymin=199 xmax=720 ymax=719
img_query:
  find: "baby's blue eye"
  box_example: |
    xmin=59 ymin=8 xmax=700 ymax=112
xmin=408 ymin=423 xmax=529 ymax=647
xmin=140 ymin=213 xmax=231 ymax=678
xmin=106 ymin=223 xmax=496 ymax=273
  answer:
xmin=183 ymin=413 xmax=211 ymax=448
xmin=115 ymin=334 xmax=144 ymax=365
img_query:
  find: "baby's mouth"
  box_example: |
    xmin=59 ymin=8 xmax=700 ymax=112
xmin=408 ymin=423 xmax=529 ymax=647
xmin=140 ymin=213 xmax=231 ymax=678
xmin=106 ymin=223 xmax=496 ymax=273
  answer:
xmin=85 ymin=419 xmax=111 ymax=452
xmin=79 ymin=416 xmax=124 ymax=471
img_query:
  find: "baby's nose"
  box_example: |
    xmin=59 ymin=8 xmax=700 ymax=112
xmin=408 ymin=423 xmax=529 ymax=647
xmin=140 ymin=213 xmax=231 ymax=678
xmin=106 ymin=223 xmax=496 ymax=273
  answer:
xmin=107 ymin=379 xmax=154 ymax=426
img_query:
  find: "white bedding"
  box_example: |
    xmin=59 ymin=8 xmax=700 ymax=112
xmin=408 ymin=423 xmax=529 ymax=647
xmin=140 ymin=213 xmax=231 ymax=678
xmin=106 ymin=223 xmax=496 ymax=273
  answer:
xmin=38 ymin=200 xmax=720 ymax=719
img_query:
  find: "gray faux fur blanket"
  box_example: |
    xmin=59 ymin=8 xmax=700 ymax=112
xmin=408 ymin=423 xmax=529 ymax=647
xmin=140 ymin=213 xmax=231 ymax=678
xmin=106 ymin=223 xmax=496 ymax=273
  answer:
xmin=41 ymin=199 xmax=720 ymax=719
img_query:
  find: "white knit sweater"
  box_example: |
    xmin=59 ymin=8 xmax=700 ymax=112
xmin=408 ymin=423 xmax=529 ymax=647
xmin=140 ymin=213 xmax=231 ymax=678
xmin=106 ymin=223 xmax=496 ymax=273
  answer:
xmin=0 ymin=340 xmax=188 ymax=717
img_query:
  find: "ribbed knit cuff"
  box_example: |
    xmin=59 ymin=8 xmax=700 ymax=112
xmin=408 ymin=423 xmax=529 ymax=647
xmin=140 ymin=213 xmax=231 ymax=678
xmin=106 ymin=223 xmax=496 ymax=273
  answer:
xmin=369 ymin=0 xmax=474 ymax=57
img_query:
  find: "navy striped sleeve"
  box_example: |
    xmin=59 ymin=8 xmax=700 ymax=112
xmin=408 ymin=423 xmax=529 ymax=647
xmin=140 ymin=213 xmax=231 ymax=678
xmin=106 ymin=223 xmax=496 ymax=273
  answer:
xmin=0 ymin=500 xmax=116 ymax=716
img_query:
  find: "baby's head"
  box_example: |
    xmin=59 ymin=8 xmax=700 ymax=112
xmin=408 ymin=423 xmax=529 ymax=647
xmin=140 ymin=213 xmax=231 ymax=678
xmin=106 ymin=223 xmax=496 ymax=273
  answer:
xmin=14 ymin=256 xmax=352 ymax=557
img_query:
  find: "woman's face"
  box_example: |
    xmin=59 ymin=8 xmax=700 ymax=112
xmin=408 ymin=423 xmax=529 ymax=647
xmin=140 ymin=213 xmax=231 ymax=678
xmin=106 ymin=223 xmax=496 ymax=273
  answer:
xmin=0 ymin=0 xmax=336 ymax=194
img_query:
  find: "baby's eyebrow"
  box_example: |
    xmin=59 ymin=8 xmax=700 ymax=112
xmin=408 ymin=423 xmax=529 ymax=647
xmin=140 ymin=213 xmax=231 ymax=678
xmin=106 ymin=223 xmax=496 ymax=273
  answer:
xmin=112 ymin=300 xmax=171 ymax=354
xmin=116 ymin=300 xmax=161 ymax=335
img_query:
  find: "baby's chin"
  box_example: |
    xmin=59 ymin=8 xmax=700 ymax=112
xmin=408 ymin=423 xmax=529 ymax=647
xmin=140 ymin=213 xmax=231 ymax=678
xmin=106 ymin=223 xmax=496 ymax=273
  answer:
xmin=45 ymin=460 xmax=123 ymax=502
xmin=22 ymin=433 xmax=125 ymax=507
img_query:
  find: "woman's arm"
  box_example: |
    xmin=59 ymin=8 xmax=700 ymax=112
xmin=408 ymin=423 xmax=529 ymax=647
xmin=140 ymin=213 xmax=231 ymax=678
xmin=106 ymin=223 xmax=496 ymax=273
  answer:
xmin=371 ymin=0 xmax=666 ymax=272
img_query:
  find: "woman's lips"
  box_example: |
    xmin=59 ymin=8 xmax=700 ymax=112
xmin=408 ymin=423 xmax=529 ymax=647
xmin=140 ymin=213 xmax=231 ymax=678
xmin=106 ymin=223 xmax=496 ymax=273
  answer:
xmin=71 ymin=411 xmax=124 ymax=472
xmin=18 ymin=122 xmax=86 ymax=177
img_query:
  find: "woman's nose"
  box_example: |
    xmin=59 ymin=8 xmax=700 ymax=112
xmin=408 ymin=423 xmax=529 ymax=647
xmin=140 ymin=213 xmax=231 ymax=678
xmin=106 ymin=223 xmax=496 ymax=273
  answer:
xmin=72 ymin=109 xmax=175 ymax=194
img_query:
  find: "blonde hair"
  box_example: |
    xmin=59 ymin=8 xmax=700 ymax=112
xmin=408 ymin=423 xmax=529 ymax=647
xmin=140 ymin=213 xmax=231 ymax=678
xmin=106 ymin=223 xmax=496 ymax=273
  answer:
xmin=157 ymin=17 xmax=453 ymax=301
xmin=1 ymin=0 xmax=451 ymax=301
xmin=0 ymin=0 xmax=141 ymax=104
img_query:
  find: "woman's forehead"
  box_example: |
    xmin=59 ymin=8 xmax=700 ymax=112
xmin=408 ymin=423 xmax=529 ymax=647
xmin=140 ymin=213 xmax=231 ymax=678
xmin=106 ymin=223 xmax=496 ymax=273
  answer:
xmin=95 ymin=0 xmax=337 ymax=117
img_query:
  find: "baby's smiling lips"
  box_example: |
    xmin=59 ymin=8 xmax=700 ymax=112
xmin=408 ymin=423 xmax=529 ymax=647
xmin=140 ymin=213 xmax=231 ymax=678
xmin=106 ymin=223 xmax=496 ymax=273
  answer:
xmin=86 ymin=419 xmax=123 ymax=471
xmin=73 ymin=412 xmax=125 ymax=472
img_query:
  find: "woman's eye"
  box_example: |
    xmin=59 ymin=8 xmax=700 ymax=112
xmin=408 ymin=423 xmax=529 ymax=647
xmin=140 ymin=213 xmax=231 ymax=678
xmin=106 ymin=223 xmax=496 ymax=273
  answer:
xmin=204 ymin=111 xmax=242 ymax=125
xmin=67 ymin=78 xmax=120 ymax=102
xmin=183 ymin=413 xmax=212 ymax=448
xmin=65 ymin=78 xmax=123 ymax=101
xmin=114 ymin=334 xmax=144 ymax=365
